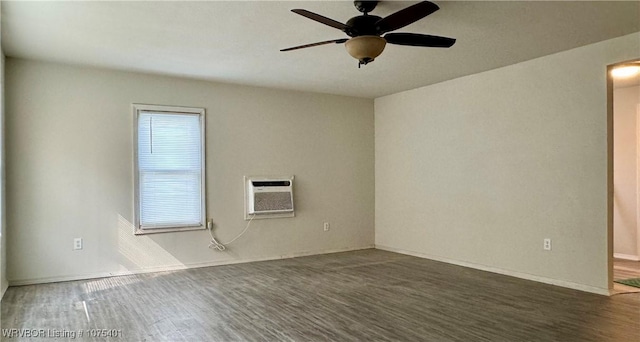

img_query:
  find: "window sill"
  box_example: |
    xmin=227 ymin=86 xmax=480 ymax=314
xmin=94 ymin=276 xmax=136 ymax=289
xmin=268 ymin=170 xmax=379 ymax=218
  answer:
xmin=134 ymin=225 xmax=205 ymax=235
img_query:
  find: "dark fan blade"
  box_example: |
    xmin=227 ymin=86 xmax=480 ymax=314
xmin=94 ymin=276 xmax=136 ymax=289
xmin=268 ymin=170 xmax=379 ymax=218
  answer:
xmin=384 ymin=33 xmax=455 ymax=48
xmin=376 ymin=1 xmax=439 ymax=34
xmin=291 ymin=9 xmax=349 ymax=31
xmin=281 ymin=38 xmax=348 ymax=52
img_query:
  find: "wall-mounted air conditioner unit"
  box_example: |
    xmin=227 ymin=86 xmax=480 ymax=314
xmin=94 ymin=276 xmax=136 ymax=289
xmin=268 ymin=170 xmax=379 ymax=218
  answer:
xmin=244 ymin=176 xmax=294 ymax=220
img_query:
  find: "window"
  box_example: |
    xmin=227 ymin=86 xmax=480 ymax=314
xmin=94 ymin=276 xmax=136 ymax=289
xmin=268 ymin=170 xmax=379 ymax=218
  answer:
xmin=133 ymin=104 xmax=206 ymax=234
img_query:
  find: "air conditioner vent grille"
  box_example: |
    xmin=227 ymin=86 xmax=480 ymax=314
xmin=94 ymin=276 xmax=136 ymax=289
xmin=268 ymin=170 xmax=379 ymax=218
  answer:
xmin=254 ymin=192 xmax=293 ymax=212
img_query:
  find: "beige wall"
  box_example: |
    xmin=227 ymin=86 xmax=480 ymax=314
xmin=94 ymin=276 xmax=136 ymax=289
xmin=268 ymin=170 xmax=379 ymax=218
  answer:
xmin=614 ymin=85 xmax=640 ymax=259
xmin=5 ymin=34 xmax=639 ymax=294
xmin=5 ymin=59 xmax=375 ymax=284
xmin=375 ymin=33 xmax=640 ymax=293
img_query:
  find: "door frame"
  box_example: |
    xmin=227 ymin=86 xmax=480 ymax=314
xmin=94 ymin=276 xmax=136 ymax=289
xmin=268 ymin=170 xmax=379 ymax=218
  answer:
xmin=608 ymin=59 xmax=640 ymax=293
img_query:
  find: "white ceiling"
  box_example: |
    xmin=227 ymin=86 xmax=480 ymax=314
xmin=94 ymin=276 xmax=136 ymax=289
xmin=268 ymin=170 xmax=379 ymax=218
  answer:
xmin=2 ymin=1 xmax=639 ymax=98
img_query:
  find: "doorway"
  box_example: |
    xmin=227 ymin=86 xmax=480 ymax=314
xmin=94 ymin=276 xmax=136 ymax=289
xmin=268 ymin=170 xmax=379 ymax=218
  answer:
xmin=610 ymin=59 xmax=640 ymax=294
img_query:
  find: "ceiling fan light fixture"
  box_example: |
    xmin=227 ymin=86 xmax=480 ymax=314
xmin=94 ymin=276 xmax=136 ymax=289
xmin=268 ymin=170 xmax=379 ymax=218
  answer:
xmin=345 ymin=36 xmax=387 ymax=66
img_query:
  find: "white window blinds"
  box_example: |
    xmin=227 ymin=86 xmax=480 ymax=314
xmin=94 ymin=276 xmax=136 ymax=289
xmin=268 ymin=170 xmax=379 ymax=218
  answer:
xmin=134 ymin=105 xmax=205 ymax=233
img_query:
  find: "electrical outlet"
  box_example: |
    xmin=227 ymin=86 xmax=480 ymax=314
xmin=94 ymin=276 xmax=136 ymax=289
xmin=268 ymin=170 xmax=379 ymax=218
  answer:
xmin=543 ymin=238 xmax=551 ymax=251
xmin=323 ymin=222 xmax=330 ymax=232
xmin=73 ymin=238 xmax=83 ymax=250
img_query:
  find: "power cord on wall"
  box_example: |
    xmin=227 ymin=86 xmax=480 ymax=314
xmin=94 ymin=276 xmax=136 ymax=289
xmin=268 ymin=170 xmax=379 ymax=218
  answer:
xmin=208 ymin=215 xmax=256 ymax=251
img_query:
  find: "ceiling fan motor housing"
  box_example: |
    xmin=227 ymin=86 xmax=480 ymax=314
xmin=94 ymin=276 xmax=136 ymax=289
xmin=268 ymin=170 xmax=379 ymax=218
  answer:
xmin=345 ymin=15 xmax=383 ymax=37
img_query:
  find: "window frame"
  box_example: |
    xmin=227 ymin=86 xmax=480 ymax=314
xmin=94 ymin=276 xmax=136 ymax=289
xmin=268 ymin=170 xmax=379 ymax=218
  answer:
xmin=132 ymin=103 xmax=206 ymax=235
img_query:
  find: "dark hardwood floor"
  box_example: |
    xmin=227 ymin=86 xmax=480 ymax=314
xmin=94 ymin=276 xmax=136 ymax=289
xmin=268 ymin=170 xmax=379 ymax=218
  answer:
xmin=2 ymin=249 xmax=639 ymax=341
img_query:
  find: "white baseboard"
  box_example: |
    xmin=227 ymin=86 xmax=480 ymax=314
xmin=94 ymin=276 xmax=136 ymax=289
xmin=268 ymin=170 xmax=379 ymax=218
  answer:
xmin=11 ymin=244 xmax=612 ymax=296
xmin=8 ymin=245 xmax=375 ymax=287
xmin=613 ymin=253 xmax=640 ymax=261
xmin=375 ymin=244 xmax=610 ymax=296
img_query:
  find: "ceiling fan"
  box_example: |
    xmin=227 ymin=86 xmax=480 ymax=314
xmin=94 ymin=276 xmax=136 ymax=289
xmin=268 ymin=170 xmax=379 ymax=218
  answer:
xmin=281 ymin=0 xmax=456 ymax=67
